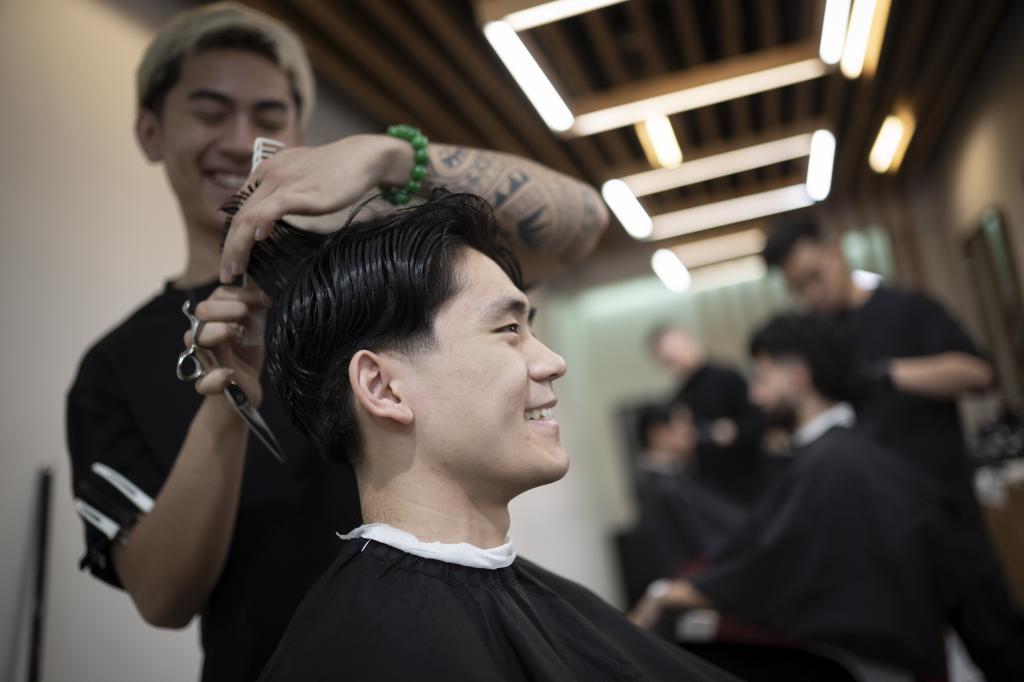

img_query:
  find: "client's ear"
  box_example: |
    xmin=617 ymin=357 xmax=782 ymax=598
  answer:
xmin=349 ymin=350 xmax=414 ymax=425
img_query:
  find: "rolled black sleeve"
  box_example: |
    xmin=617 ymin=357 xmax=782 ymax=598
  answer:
xmin=914 ymin=294 xmax=982 ymax=358
xmin=66 ymin=345 xmax=164 ymax=589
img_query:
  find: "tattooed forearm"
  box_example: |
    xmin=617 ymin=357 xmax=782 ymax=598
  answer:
xmin=439 ymin=146 xmax=468 ymax=169
xmin=516 ymin=205 xmax=549 ymax=249
xmin=425 ymin=144 xmax=609 ymax=269
xmin=493 ymin=170 xmax=529 ymax=208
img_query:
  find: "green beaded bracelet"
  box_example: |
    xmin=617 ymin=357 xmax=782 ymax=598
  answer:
xmin=381 ymin=124 xmax=429 ymax=205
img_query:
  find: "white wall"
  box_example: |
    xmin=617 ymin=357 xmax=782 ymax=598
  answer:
xmin=0 ymin=1 xmax=373 ymax=680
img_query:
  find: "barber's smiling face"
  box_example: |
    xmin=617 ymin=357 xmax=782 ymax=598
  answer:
xmin=136 ymin=48 xmax=300 ymax=238
xmin=403 ymin=248 xmax=569 ymax=501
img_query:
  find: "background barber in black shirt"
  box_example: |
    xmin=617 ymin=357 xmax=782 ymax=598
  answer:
xmin=762 ymin=220 xmax=992 ymax=510
xmin=762 ymin=219 xmax=1023 ymax=660
xmin=648 ymin=325 xmax=766 ymax=506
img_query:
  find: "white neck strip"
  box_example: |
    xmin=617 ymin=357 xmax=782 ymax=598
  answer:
xmin=337 ymin=523 xmax=516 ymax=570
xmin=794 ymin=402 xmax=856 ymax=448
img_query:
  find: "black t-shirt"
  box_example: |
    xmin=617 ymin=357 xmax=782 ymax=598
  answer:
xmin=66 ymin=281 xmax=361 ymax=682
xmin=672 ymin=363 xmax=765 ymax=504
xmin=842 ymin=286 xmax=981 ymax=507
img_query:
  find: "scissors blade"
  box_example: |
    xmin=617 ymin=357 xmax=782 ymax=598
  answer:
xmin=224 ymin=383 xmax=287 ymax=463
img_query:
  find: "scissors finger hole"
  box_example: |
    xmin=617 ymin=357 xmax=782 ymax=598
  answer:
xmin=176 ymin=352 xmax=205 ymax=382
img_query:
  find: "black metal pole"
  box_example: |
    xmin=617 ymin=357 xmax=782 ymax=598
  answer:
xmin=27 ymin=467 xmax=52 ymax=682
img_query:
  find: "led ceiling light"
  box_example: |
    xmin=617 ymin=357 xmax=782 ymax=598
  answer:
xmin=869 ymin=115 xmax=902 ymax=172
xmin=805 ymin=129 xmax=836 ymax=201
xmin=621 ymin=132 xmax=814 ymax=197
xmin=819 ymin=0 xmax=852 ymax=65
xmin=493 ymin=0 xmax=629 ymax=31
xmin=602 ymin=179 xmax=653 ymax=239
xmin=482 ymin=20 xmax=574 ymax=131
xmin=868 ymin=110 xmax=914 ymax=173
xmin=686 ymin=255 xmax=766 ymax=293
xmin=571 ymin=55 xmax=827 ymax=136
xmin=840 ymin=0 xmax=890 ymax=79
xmin=651 ymin=249 xmax=692 ymax=293
xmin=670 ymin=228 xmax=766 ymax=269
xmin=649 ymin=185 xmax=815 ymax=241
xmin=635 ymin=114 xmax=683 ymax=169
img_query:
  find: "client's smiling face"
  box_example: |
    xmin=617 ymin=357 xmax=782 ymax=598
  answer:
xmin=401 ymin=248 xmax=569 ymax=501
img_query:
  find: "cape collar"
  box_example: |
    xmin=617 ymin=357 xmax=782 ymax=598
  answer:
xmin=337 ymin=523 xmax=516 ymax=570
xmin=794 ymin=402 xmax=856 ymax=448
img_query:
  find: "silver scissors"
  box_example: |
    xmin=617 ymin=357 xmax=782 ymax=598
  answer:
xmin=176 ymin=299 xmax=287 ymax=463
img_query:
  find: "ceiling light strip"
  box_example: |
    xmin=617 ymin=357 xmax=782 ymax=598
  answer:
xmin=819 ymin=0 xmax=852 ymax=65
xmin=602 ymin=179 xmax=653 ymax=239
xmin=651 ymin=249 xmax=692 ymax=293
xmin=496 ymin=0 xmax=629 ymax=30
xmin=622 ymin=133 xmax=814 ymax=196
xmin=869 ymin=110 xmax=914 ymax=174
xmin=570 ymin=57 xmax=828 ymax=136
xmin=635 ymin=114 xmax=683 ymax=169
xmin=805 ymin=129 xmax=836 ymax=201
xmin=669 ymin=228 xmax=766 ymax=269
xmin=840 ymin=0 xmax=890 ymax=79
xmin=649 ymin=185 xmax=814 ymax=241
xmin=482 ymin=20 xmax=574 ymax=131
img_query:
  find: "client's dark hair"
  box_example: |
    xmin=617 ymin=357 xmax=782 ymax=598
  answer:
xmin=749 ymin=314 xmax=858 ymax=403
xmin=762 ymin=219 xmax=824 ymax=267
xmin=635 ymin=403 xmax=675 ymax=450
xmin=240 ymin=191 xmax=523 ymax=466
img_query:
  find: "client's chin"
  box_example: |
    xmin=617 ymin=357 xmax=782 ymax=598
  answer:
xmin=524 ymin=443 xmax=571 ymax=489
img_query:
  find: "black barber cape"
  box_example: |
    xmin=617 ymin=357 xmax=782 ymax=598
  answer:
xmin=67 ymin=281 xmax=361 ymax=682
xmin=629 ymin=465 xmax=746 ymax=596
xmin=690 ymin=423 xmax=973 ymax=678
xmin=673 ymin=364 xmax=765 ymax=505
xmin=257 ymin=535 xmax=737 ymax=681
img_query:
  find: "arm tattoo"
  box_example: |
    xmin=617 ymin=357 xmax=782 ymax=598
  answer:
xmin=516 ymin=205 xmax=549 ymax=249
xmin=440 ymin=147 xmax=468 ymax=169
xmin=426 ymin=144 xmax=607 ymax=262
xmin=493 ymin=170 xmax=529 ymax=208
xmin=559 ymin=189 xmax=605 ymax=263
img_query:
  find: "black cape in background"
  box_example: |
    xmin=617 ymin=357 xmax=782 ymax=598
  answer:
xmin=673 ymin=364 xmax=766 ymax=505
xmin=691 ymin=426 xmax=973 ymax=678
xmin=625 ymin=468 xmax=746 ymax=602
xmin=257 ymin=539 xmax=738 ymax=682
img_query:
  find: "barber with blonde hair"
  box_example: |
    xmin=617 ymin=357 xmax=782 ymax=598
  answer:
xmin=66 ymin=4 xmax=607 ymax=680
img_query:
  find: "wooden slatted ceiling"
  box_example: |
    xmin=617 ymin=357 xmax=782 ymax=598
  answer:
xmin=239 ymin=0 xmax=1008 ymax=260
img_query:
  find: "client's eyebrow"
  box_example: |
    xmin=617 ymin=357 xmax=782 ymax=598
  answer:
xmin=482 ymin=295 xmax=530 ymax=324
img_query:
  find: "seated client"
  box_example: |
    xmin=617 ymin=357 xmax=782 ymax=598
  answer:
xmin=242 ymin=192 xmax=735 ymax=681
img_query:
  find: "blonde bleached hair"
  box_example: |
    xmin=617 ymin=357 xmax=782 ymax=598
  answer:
xmin=136 ymin=2 xmax=315 ymax=129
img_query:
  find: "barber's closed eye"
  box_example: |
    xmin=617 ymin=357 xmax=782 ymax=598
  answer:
xmin=256 ymin=116 xmax=287 ymax=133
xmin=192 ymin=109 xmax=228 ymax=125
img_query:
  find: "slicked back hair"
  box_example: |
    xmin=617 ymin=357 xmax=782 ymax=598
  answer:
xmin=749 ymin=314 xmax=859 ymax=403
xmin=243 ymin=191 xmax=523 ymax=467
xmin=762 ymin=219 xmax=826 ymax=268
